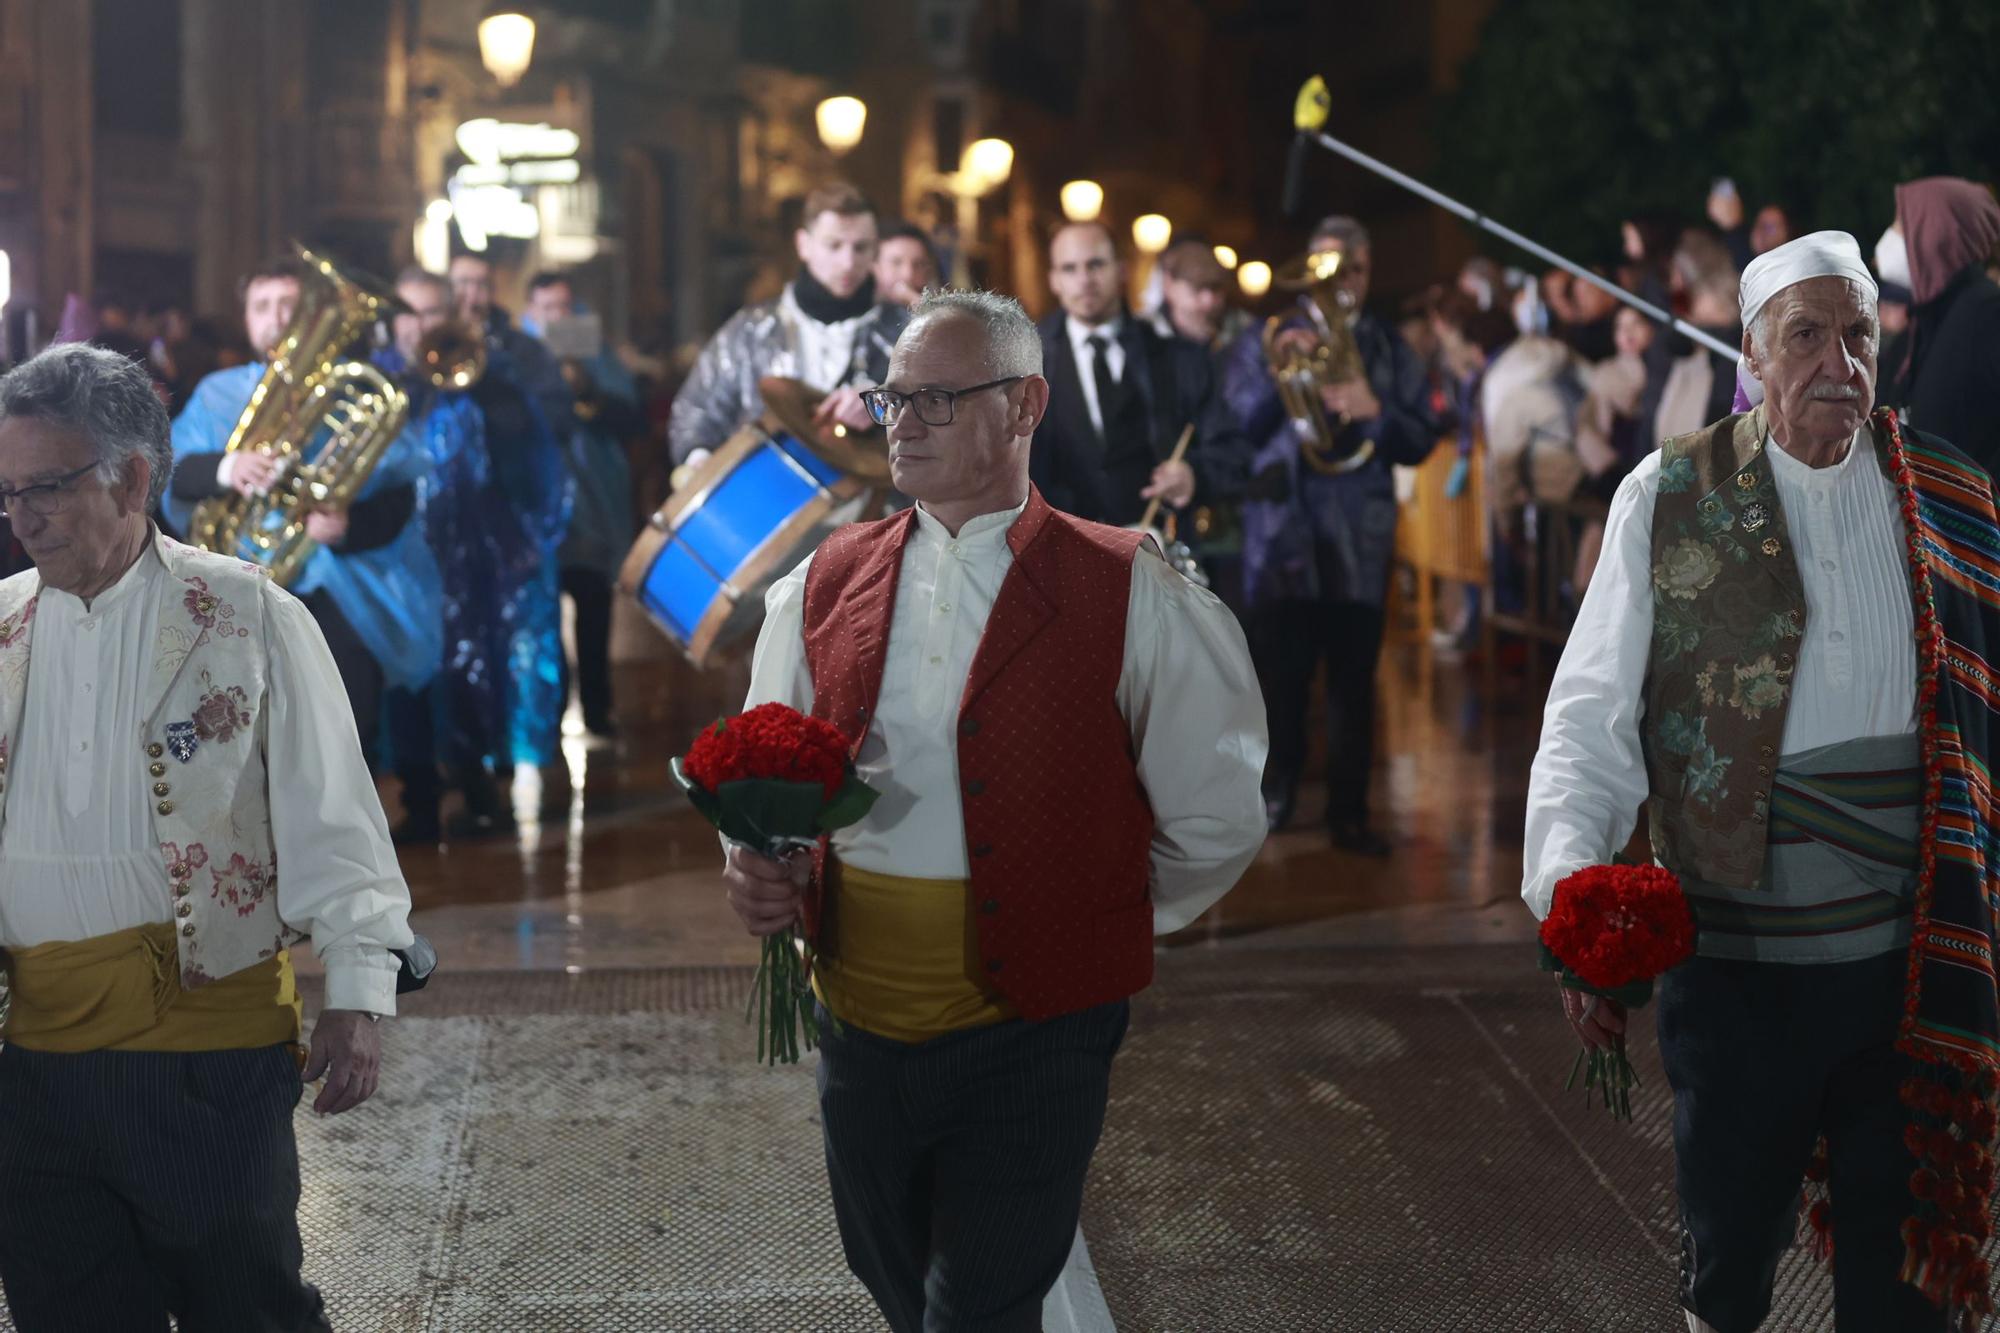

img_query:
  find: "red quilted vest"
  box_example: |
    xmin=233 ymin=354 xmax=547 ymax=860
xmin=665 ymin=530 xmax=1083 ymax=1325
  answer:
xmin=801 ymin=488 xmax=1157 ymax=1021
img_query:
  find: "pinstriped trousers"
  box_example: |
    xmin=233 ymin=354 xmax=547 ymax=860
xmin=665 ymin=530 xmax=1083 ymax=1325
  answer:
xmin=0 ymin=1042 xmax=331 ymax=1332
xmin=814 ymin=999 xmax=1129 ymax=1333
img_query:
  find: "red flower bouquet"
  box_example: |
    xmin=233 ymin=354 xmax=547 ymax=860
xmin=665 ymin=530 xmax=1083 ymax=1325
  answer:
xmin=1538 ymin=863 xmax=1696 ymax=1120
xmin=674 ymin=702 xmax=879 ymax=1065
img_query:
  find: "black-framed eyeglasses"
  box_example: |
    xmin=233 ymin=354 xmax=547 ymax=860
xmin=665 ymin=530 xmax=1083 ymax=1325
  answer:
xmin=0 ymin=462 xmax=100 ymax=520
xmin=860 ymin=377 xmax=1024 ymax=428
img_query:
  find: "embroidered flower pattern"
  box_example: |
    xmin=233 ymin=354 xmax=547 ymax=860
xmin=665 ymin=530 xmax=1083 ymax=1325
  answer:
xmin=0 ymin=598 xmax=36 ymax=651
xmin=182 ymin=578 xmax=245 ymax=638
xmin=191 ymin=683 xmax=252 ymax=744
xmin=1657 ymin=709 xmax=1731 ymax=808
xmin=1656 ymin=540 xmax=1724 ymax=601
xmin=1695 ymin=661 xmax=1721 ymax=706
xmin=209 ymin=853 xmax=270 ymax=917
xmin=1656 ymin=454 xmax=1697 ymax=495
xmin=1728 ymin=654 xmax=1787 ymax=719
xmin=163 ymin=841 xmax=210 ymax=889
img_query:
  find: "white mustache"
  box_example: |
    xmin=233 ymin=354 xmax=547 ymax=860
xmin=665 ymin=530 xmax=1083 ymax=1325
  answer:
xmin=1806 ymin=384 xmax=1863 ymax=401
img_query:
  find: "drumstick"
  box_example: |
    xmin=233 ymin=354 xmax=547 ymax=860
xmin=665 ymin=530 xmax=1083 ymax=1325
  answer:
xmin=1138 ymin=423 xmax=1199 ymax=533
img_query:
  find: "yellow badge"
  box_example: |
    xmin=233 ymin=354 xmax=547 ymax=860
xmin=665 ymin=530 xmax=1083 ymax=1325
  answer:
xmin=1736 ymin=473 xmax=1756 ymax=491
xmin=1762 ymin=537 xmax=1782 ymax=557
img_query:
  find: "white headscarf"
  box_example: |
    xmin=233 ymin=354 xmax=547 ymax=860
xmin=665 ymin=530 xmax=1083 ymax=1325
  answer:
xmin=1733 ymin=230 xmax=1880 ymax=408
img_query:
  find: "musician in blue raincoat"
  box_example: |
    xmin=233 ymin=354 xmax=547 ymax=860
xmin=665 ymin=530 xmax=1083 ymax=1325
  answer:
xmin=165 ymin=256 xmax=442 ymax=762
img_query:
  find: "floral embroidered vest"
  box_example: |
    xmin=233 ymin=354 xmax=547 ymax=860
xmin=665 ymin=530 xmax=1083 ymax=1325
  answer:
xmin=0 ymin=531 xmax=300 ymax=988
xmin=1642 ymin=406 xmax=1905 ymax=887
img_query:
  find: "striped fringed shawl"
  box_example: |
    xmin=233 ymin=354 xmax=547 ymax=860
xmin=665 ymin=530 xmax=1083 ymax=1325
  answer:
xmin=1840 ymin=408 xmax=2000 ymax=1328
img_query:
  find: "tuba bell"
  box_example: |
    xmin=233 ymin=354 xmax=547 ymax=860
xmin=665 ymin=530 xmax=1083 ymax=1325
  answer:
xmin=1261 ymin=247 xmax=1375 ymax=475
xmin=188 ymin=245 xmax=411 ymax=588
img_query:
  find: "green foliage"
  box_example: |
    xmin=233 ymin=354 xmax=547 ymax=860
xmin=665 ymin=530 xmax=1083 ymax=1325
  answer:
xmin=1436 ymin=0 xmax=2000 ymax=264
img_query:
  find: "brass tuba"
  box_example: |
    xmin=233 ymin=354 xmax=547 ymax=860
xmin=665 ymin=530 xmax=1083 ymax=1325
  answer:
xmin=188 ymin=246 xmax=411 ymax=587
xmin=1261 ymin=247 xmax=1375 ymax=475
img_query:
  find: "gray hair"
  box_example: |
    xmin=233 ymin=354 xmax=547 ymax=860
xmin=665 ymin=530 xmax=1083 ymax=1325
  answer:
xmin=0 ymin=343 xmax=173 ymax=512
xmin=1311 ymin=214 xmax=1371 ymax=253
xmin=907 ymin=288 xmax=1043 ymax=378
xmin=1747 ymin=278 xmax=1880 ymax=359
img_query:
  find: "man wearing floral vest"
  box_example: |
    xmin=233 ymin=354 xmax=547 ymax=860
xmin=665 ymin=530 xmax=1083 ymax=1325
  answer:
xmin=0 ymin=344 xmax=415 ymax=1331
xmin=723 ymin=289 xmax=1268 ymax=1332
xmin=1525 ymin=233 xmax=2000 ymax=1331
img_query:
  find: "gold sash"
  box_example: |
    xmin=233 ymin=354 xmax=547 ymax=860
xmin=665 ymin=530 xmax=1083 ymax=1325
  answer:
xmin=814 ymin=862 xmax=1016 ymax=1043
xmin=3 ymin=922 xmax=302 ymax=1055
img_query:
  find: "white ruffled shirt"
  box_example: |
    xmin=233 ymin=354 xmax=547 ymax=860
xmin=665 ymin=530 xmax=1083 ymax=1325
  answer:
xmin=744 ymin=500 xmax=1269 ymax=933
xmin=1522 ymin=428 xmax=1917 ymax=919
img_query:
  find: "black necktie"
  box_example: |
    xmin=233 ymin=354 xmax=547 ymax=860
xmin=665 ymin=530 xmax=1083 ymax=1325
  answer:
xmin=1088 ymin=333 xmax=1118 ymax=438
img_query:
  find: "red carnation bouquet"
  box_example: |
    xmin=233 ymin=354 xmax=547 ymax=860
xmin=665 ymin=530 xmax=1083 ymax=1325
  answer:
xmin=673 ymin=702 xmax=879 ymax=1065
xmin=1538 ymin=863 xmax=1696 ymax=1121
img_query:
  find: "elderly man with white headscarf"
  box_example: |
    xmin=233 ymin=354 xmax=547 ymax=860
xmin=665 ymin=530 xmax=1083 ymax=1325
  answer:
xmin=1522 ymin=232 xmax=2000 ymax=1332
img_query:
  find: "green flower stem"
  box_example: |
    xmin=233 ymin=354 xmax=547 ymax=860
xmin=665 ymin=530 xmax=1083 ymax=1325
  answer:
xmin=748 ymin=928 xmax=828 ymax=1067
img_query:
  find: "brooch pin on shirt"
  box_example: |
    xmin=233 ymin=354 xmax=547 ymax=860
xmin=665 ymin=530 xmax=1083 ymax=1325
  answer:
xmin=1741 ymin=501 xmax=1771 ymax=533
xmin=164 ymin=721 xmax=199 ymax=764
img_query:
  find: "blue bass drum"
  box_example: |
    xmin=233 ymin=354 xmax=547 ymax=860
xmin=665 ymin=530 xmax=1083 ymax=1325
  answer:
xmin=619 ymin=415 xmax=871 ymax=668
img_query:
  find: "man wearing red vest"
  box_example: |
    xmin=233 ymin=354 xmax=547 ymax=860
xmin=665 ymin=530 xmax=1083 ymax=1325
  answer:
xmin=723 ymin=289 xmax=1267 ymax=1331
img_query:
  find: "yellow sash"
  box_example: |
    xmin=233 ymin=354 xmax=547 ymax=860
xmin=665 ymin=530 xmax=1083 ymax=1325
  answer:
xmin=3 ymin=922 xmax=301 ymax=1055
xmin=814 ymin=862 xmax=1016 ymax=1043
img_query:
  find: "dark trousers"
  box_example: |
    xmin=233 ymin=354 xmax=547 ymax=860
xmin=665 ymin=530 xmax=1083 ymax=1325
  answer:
xmin=0 ymin=1043 xmax=328 ymax=1332
xmin=385 ymin=680 xmax=506 ymax=824
xmin=1252 ymin=598 xmax=1386 ymax=825
xmin=558 ymin=566 xmax=614 ymax=726
xmin=299 ymin=588 xmax=383 ymax=760
xmin=1658 ymin=951 xmax=1949 ymax=1332
xmin=815 ymin=1001 xmax=1129 ymax=1333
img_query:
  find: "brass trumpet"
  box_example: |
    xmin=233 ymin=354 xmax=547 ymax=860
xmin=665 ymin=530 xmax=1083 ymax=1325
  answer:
xmin=1262 ymin=247 xmax=1375 ymax=476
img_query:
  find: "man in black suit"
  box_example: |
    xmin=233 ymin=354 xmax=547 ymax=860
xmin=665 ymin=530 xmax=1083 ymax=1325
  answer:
xmin=1031 ymin=222 xmax=1243 ymax=528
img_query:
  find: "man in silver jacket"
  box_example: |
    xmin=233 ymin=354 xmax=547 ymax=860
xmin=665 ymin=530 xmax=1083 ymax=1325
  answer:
xmin=669 ymin=181 xmax=910 ymax=470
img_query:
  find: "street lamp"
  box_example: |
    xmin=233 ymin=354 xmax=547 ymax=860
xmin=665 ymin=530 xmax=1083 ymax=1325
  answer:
xmin=1238 ymin=261 xmax=1273 ymax=298
xmin=960 ymin=137 xmax=1014 ymax=195
xmin=816 ymin=96 xmax=867 ymax=155
xmin=1060 ymin=180 xmax=1104 ymax=223
xmin=1131 ymin=213 xmax=1172 ymax=254
xmin=1213 ymin=244 xmax=1239 ymax=270
xmin=478 ymin=7 xmax=536 ymax=87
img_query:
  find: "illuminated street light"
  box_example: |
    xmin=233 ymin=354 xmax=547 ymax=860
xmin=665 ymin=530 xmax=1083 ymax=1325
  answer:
xmin=478 ymin=8 xmax=536 ymax=87
xmin=1238 ymin=260 xmax=1273 ymax=298
xmin=960 ymin=138 xmax=1015 ymax=194
xmin=1060 ymin=180 xmax=1104 ymax=222
xmin=1131 ymin=213 xmax=1172 ymax=254
xmin=816 ymin=96 xmax=867 ymax=155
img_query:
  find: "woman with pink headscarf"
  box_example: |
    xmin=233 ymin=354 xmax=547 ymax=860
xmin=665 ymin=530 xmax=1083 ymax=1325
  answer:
xmin=1887 ymin=176 xmax=2000 ymax=472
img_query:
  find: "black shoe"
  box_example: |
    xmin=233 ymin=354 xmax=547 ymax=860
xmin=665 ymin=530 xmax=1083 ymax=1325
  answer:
xmin=1264 ymin=795 xmax=1294 ymax=833
xmin=1330 ymin=820 xmax=1392 ymax=857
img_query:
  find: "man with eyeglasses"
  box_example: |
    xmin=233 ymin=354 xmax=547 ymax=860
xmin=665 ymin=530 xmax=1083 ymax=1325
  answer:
xmin=0 ymin=342 xmax=415 ymax=1330
xmin=163 ymin=256 xmax=443 ymax=765
xmin=1031 ymin=221 xmax=1245 ymax=531
xmin=722 ymin=289 xmax=1267 ymax=1332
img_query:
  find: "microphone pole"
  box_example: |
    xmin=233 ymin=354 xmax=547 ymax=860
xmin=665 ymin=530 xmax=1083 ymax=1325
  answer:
xmin=1283 ymin=76 xmax=1739 ymax=362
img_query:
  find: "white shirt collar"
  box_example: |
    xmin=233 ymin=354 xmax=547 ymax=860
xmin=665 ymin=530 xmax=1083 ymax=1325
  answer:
xmin=1765 ymin=427 xmax=1867 ymax=488
xmin=1066 ymin=314 xmax=1123 ymax=351
xmin=42 ymin=534 xmax=161 ymax=618
xmin=912 ymin=498 xmax=1028 ymax=551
